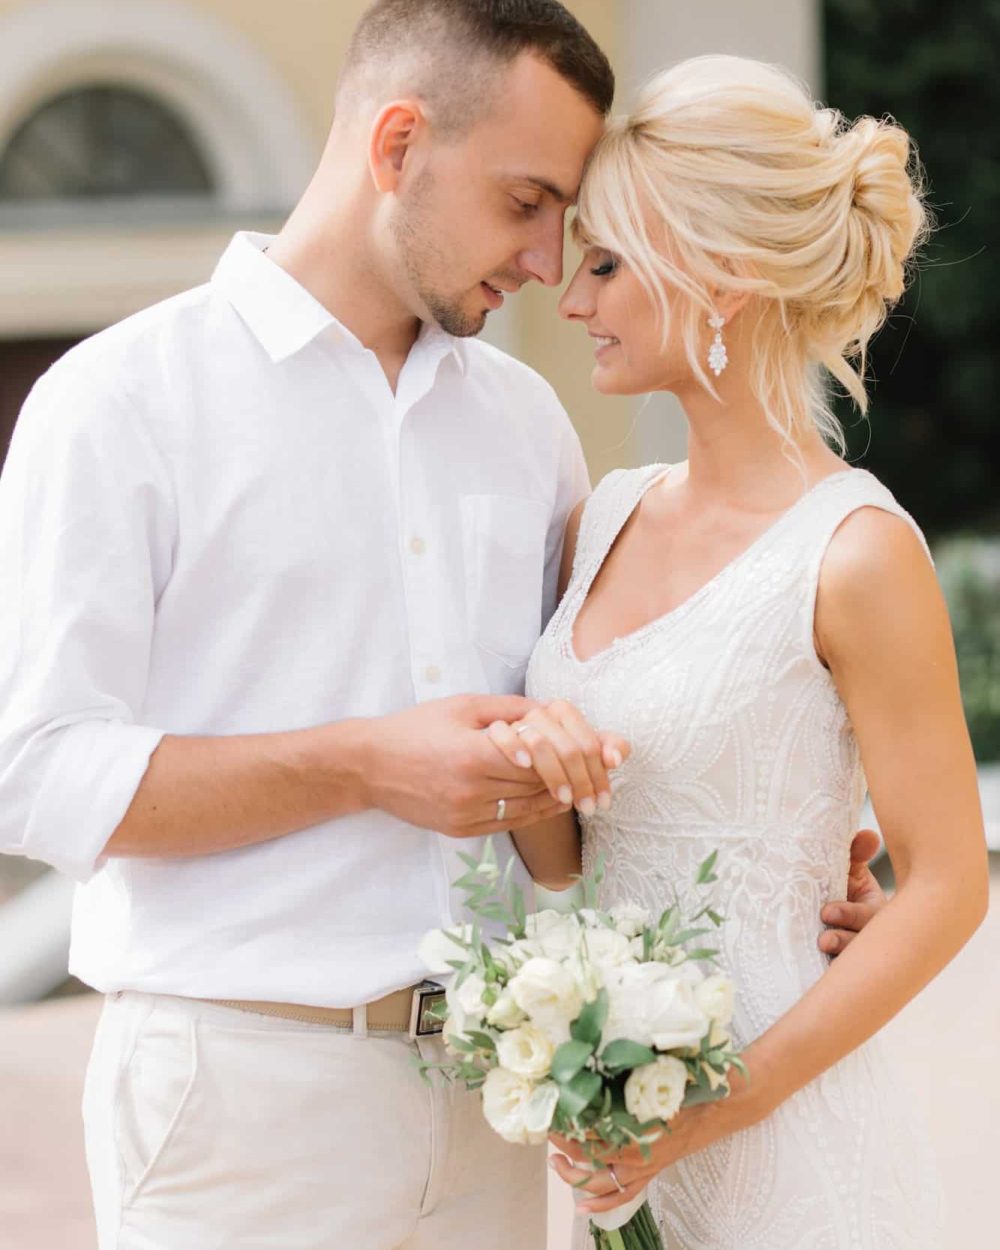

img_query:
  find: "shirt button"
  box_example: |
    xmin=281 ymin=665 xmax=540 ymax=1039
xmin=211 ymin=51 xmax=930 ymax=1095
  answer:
xmin=424 ymin=665 xmax=442 ymax=684
xmin=409 ymin=536 xmax=426 ymax=556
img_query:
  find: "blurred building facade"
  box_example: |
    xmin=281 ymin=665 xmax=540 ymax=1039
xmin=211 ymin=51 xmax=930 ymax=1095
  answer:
xmin=0 ymin=0 xmax=818 ymax=483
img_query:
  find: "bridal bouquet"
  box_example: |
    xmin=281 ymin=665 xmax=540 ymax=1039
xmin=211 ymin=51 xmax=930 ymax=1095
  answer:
xmin=418 ymin=842 xmax=743 ymax=1250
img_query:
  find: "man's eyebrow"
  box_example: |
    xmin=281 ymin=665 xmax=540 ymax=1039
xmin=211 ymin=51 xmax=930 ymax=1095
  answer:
xmin=517 ymin=175 xmax=577 ymax=206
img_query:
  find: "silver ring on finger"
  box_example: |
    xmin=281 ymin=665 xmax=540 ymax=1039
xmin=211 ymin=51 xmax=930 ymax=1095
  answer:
xmin=607 ymin=1164 xmax=625 ymax=1194
xmin=514 ymin=724 xmax=532 ymax=737
xmin=496 ymin=797 xmax=507 ymax=823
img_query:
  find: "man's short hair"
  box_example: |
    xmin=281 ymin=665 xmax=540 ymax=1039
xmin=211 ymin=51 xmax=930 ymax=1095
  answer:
xmin=337 ymin=0 xmax=615 ymax=132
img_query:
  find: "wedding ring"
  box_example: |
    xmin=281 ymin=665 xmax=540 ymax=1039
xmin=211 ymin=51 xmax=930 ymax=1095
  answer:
xmin=607 ymin=1164 xmax=626 ymax=1194
xmin=496 ymin=798 xmax=507 ymax=822
xmin=514 ymin=724 xmax=532 ymax=737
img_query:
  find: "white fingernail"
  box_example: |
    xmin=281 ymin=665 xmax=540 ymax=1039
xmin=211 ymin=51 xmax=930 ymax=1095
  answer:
xmin=558 ymin=786 xmax=573 ymax=805
xmin=517 ymin=750 xmax=532 ymax=768
xmin=610 ymin=750 xmax=623 ymax=769
xmin=579 ymin=797 xmax=596 ymax=818
xmin=598 ymin=792 xmax=611 ymax=811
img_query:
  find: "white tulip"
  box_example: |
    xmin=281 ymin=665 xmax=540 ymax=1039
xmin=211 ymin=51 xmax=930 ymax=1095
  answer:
xmin=482 ymin=1069 xmax=558 ymax=1145
xmin=624 ymin=1055 xmax=689 ymax=1124
xmin=496 ymin=1024 xmax=556 ymax=1081
xmin=418 ymin=924 xmax=472 ymax=974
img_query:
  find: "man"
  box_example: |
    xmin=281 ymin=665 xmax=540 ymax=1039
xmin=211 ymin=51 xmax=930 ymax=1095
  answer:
xmin=0 ymin=2 xmax=881 ymax=1247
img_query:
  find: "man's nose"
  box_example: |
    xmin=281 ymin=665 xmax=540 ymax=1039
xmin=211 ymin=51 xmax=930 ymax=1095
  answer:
xmin=518 ymin=219 xmax=566 ymax=288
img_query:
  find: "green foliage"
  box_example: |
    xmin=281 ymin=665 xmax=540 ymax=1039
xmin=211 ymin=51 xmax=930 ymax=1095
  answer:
xmin=571 ymin=988 xmax=609 ymax=1047
xmin=935 ymin=536 xmax=1000 ymax=760
xmin=551 ymin=1039 xmax=596 ymax=1084
xmin=600 ymin=1039 xmax=658 ymax=1074
xmin=824 ymin=0 xmax=1000 ymax=538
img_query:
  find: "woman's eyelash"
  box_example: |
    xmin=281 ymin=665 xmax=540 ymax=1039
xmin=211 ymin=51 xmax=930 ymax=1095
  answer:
xmin=590 ymin=256 xmax=619 ymax=277
xmin=515 ymin=199 xmax=540 ymax=216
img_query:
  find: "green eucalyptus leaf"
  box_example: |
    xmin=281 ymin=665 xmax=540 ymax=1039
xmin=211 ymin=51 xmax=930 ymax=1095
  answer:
xmin=558 ymin=1068 xmax=603 ymax=1118
xmin=600 ymin=1038 xmax=657 ymax=1074
xmin=551 ymin=1039 xmax=595 ymax=1084
xmin=571 ymin=989 xmax=609 ymax=1047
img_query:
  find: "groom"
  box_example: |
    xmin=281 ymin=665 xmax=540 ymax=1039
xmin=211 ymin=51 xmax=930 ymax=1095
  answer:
xmin=0 ymin=2 xmax=882 ymax=1247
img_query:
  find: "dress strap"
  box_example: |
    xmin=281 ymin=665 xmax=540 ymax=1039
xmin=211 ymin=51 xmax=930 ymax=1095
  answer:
xmin=798 ymin=469 xmax=933 ymax=665
xmin=570 ymin=464 xmax=669 ymax=589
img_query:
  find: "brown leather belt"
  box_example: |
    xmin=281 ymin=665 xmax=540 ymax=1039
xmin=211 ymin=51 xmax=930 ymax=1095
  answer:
xmin=204 ymin=981 xmax=446 ymax=1037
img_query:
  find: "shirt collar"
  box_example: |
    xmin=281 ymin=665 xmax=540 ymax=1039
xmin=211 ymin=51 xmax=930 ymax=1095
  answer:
xmin=212 ymin=231 xmax=466 ymax=374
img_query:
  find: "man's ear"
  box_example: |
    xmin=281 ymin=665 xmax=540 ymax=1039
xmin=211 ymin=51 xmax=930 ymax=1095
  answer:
xmin=368 ymin=100 xmax=425 ymax=194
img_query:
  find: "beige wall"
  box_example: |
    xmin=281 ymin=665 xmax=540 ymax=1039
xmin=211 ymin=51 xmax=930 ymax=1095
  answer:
xmin=0 ymin=0 xmax=818 ymax=481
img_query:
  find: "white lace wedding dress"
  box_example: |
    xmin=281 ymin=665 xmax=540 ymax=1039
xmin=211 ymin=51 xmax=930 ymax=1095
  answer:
xmin=527 ymin=464 xmax=944 ymax=1250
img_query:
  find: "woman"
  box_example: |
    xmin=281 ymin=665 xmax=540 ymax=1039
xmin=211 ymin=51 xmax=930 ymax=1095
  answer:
xmin=492 ymin=55 xmax=988 ymax=1248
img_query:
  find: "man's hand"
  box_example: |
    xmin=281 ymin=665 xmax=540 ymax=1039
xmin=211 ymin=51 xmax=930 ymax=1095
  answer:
xmin=818 ymin=828 xmax=887 ymax=956
xmin=358 ymin=694 xmax=576 ymax=839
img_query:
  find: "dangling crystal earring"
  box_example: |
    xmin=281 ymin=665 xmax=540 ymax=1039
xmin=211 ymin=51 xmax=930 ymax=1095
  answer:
xmin=707 ymin=312 xmax=728 ymax=377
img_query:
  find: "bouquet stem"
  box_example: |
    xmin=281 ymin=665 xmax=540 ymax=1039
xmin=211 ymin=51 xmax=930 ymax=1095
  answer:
xmin=590 ymin=1199 xmax=663 ymax=1250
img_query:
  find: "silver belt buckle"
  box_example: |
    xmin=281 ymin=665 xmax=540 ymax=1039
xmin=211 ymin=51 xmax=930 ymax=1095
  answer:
xmin=409 ymin=980 xmax=447 ymax=1040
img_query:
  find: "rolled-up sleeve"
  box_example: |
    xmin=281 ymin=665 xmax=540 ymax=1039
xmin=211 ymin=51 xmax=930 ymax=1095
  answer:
xmin=0 ymin=361 xmax=172 ymax=881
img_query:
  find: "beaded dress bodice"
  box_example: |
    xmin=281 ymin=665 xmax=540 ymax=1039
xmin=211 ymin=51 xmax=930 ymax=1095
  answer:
xmin=527 ymin=465 xmax=942 ymax=1250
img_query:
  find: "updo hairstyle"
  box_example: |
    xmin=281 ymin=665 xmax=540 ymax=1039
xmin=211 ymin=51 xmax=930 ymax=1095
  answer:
xmin=575 ymin=55 xmax=930 ymax=449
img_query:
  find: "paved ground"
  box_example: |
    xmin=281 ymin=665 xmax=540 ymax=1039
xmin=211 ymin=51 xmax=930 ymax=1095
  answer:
xmin=2 ymin=863 xmax=997 ymax=1249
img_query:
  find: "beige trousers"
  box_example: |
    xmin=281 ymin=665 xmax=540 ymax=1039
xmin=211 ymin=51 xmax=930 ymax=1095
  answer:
xmin=82 ymin=992 xmax=546 ymax=1249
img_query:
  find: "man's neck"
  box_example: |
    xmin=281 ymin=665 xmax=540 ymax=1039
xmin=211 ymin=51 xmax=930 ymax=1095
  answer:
xmin=266 ymin=203 xmax=423 ymax=393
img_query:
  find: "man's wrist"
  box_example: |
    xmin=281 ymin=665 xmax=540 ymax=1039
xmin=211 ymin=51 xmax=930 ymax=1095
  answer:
xmin=296 ymin=718 xmax=376 ymax=817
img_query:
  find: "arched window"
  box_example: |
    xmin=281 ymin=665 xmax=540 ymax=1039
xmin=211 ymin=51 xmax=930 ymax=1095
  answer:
xmin=0 ymin=84 xmax=215 ymax=202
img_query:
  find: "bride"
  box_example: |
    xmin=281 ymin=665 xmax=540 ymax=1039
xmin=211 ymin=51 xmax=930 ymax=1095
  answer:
xmin=490 ymin=55 xmax=988 ymax=1248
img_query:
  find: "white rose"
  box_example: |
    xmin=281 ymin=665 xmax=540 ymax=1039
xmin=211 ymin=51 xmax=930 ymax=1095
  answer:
xmin=509 ymin=957 xmax=584 ymax=1030
xmin=609 ymin=903 xmax=651 ymax=938
xmin=482 ymin=1069 xmax=558 ymax=1145
xmin=486 ymin=988 xmax=527 ymax=1030
xmin=694 ymin=974 xmax=734 ymax=1028
xmin=625 ymin=1055 xmax=689 ymax=1124
xmin=604 ymin=963 xmax=709 ymax=1050
xmin=524 ymin=911 xmax=581 ymax=961
xmin=418 ymin=924 xmax=473 ymax=974
xmin=496 ymin=1024 xmax=556 ymax=1080
xmin=579 ymin=925 xmax=633 ymax=970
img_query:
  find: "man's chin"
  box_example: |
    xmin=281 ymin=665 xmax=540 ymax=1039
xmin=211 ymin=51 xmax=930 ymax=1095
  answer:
xmin=424 ymin=295 xmax=489 ymax=339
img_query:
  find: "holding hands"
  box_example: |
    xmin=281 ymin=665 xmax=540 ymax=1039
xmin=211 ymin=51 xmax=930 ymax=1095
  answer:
xmin=486 ymin=698 xmax=630 ymax=818
xmin=363 ymin=694 xmax=628 ymax=839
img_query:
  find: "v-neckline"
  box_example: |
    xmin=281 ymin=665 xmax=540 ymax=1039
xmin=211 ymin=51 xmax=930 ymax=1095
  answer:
xmin=567 ymin=464 xmax=857 ymax=667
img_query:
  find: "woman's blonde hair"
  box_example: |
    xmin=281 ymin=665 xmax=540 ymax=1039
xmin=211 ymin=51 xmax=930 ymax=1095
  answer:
xmin=575 ymin=54 xmax=931 ymax=451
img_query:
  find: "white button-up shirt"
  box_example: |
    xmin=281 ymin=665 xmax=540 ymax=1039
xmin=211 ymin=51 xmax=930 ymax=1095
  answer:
xmin=0 ymin=232 xmax=590 ymax=1006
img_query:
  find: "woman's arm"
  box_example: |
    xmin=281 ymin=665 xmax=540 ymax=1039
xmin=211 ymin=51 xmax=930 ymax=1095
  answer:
xmin=509 ymin=499 xmax=592 ymax=889
xmin=556 ymin=506 xmax=989 ymax=1213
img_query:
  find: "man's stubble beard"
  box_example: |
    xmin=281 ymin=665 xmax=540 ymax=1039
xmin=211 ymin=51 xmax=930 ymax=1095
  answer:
xmin=391 ymin=171 xmax=486 ymax=338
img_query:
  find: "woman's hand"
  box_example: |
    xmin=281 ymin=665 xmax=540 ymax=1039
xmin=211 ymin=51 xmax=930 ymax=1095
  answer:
xmin=486 ymin=699 xmax=630 ymax=816
xmin=549 ymin=1104 xmax=719 ymax=1216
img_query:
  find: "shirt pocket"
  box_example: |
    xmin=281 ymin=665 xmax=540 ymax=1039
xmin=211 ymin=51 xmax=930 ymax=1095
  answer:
xmin=460 ymin=494 xmax=549 ymax=689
